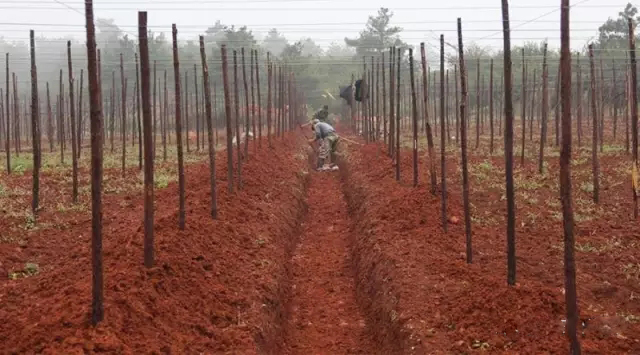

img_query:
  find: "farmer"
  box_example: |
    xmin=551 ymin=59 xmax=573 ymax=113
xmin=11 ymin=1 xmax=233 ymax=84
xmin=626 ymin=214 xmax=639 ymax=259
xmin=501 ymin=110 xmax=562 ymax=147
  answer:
xmin=309 ymin=119 xmax=339 ymax=171
xmin=314 ymin=105 xmax=329 ymax=122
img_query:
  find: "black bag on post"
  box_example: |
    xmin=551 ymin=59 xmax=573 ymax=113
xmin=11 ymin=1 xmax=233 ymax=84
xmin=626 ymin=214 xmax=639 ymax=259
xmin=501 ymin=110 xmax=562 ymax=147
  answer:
xmin=339 ymin=80 xmax=367 ymax=106
xmin=354 ymin=79 xmax=365 ymax=102
xmin=339 ymin=85 xmax=353 ymax=105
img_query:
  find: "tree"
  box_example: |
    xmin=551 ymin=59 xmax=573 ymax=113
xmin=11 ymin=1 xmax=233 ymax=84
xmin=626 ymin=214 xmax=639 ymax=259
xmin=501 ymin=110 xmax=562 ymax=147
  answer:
xmin=262 ymin=29 xmax=288 ymax=57
xmin=219 ymin=25 xmax=256 ymax=52
xmin=344 ymin=8 xmax=407 ymax=57
xmin=301 ymin=38 xmax=323 ymax=57
xmin=282 ymin=41 xmax=303 ymax=59
xmin=326 ymin=42 xmax=355 ymax=58
xmin=598 ymin=3 xmax=638 ymax=48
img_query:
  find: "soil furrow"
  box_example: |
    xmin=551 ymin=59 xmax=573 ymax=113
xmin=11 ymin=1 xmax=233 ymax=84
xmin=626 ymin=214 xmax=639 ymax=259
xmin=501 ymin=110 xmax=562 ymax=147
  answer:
xmin=283 ymin=171 xmax=374 ymax=354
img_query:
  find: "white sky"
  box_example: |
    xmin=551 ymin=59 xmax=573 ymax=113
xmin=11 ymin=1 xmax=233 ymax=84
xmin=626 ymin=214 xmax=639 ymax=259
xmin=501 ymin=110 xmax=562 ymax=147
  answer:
xmin=0 ymin=0 xmax=634 ymax=55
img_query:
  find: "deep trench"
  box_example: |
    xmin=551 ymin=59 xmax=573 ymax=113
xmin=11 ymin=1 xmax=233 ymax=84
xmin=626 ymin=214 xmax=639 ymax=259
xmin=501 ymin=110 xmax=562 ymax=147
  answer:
xmin=259 ymin=146 xmax=407 ymax=355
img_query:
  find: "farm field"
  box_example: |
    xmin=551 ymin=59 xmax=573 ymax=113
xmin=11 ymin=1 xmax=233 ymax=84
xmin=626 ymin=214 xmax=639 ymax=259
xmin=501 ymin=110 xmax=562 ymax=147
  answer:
xmin=2 ymin=0 xmax=640 ymax=353
xmin=1 ymin=119 xmax=639 ymax=353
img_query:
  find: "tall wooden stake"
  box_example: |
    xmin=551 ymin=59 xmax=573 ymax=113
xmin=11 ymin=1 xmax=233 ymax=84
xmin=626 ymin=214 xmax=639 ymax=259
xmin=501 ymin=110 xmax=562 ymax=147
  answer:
xmin=502 ymin=0 xmax=516 ymax=285
xmin=521 ymin=49 xmax=526 ymax=166
xmin=631 ymin=19 xmax=639 ymax=218
xmin=85 ymin=0 xmax=104 ymax=326
xmin=255 ymin=49 xmax=262 ymax=148
xmin=561 ymin=0 xmax=582 ymax=353
xmin=233 ymin=50 xmax=243 ymax=189
xmin=242 ymin=48 xmax=250 ymax=158
xmin=135 ymin=53 xmax=142 ymax=169
xmin=410 ymin=49 xmax=418 ymax=187
xmin=120 ymin=54 xmax=126 ymax=176
xmin=200 ymin=36 xmax=217 ymax=219
xmin=395 ymin=48 xmax=401 ymax=181
xmin=421 ymin=43 xmax=437 ymax=194
xmin=172 ymin=24 xmax=186 ymax=230
xmin=267 ymin=53 xmax=272 ymax=148
xmin=539 ymin=42 xmax=549 ymax=174
xmin=67 ymin=41 xmax=78 ymax=203
xmin=139 ymin=12 xmax=155 ymax=267
xmin=458 ymin=18 xmax=472 ymax=264
xmin=440 ymin=35 xmax=447 ymax=233
xmin=30 ymin=31 xmax=41 ymax=214
xmin=221 ymin=45 xmax=234 ymax=193
xmin=5 ymin=53 xmax=10 ymax=174
xmin=588 ymin=44 xmax=600 ymax=204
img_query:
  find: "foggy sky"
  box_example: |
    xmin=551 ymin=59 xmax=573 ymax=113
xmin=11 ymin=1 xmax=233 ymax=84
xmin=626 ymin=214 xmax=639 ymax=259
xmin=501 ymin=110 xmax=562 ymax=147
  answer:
xmin=0 ymin=0 xmax=632 ymax=56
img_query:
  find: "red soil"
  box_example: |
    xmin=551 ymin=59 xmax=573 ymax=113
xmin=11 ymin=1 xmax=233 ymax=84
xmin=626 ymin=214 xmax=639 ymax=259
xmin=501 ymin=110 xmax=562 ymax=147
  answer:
xmin=339 ymin=138 xmax=640 ymax=354
xmin=2 ymin=118 xmax=639 ymax=354
xmin=283 ymin=171 xmax=375 ymax=354
xmin=0 ymin=136 xmax=308 ymax=354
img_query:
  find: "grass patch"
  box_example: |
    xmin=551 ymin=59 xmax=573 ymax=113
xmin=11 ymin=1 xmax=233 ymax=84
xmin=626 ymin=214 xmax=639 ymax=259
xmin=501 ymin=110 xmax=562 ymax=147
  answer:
xmin=515 ymin=176 xmax=544 ymax=190
xmin=154 ymin=172 xmax=173 ymax=189
xmin=602 ymin=144 xmax=625 ymax=154
xmin=8 ymin=262 xmax=39 ymax=280
xmin=576 ymin=242 xmax=598 ymax=253
xmin=622 ymin=263 xmax=640 ymax=280
xmin=580 ymin=182 xmax=594 ymax=194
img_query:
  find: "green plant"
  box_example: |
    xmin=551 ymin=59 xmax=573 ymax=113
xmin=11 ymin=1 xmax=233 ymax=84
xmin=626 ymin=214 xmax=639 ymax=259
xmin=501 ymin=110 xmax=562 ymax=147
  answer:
xmin=8 ymin=262 xmax=39 ymax=280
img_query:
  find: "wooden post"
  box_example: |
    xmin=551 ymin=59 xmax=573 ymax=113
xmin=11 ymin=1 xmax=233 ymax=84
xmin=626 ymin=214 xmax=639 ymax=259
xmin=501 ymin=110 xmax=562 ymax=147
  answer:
xmin=139 ymin=12 xmax=155 ymax=267
xmin=458 ymin=18 xmax=472 ymax=264
xmin=521 ymin=49 xmax=526 ymax=166
xmin=501 ymin=0 xmax=516 ymax=285
xmin=120 ymin=53 xmax=126 ymax=176
xmin=539 ymin=43 xmax=549 ymax=174
xmin=67 ymin=41 xmax=78 ymax=203
xmin=5 ymin=53 xmax=10 ymax=174
xmin=490 ymin=59 xmax=494 ymax=154
xmin=136 ymin=53 xmax=142 ymax=169
xmin=560 ymin=1 xmax=582 ymax=352
xmin=395 ymin=48 xmax=401 ymax=181
xmin=439 ymin=35 xmax=447 ymax=233
xmin=382 ymin=52 xmax=387 ymax=145
xmin=163 ymin=70 xmax=168 ymax=161
xmin=30 ymin=30 xmax=41 ymax=214
xmin=476 ymin=58 xmax=480 ymax=149
xmin=255 ymin=49 xmax=262 ymax=148
xmin=184 ymin=70 xmax=190 ymax=153
xmin=588 ymin=44 xmax=600 ymax=204
xmin=631 ymin=19 xmax=639 ymax=218
xmin=409 ymin=48 xmax=418 ymax=187
xmin=267 ymin=54 xmax=272 ymax=148
xmin=194 ymin=64 xmax=200 ymax=151
xmin=153 ymin=61 xmax=157 ymax=157
xmin=421 ymin=43 xmax=437 ymax=194
xmin=250 ymin=49 xmax=256 ymax=152
xmin=220 ymin=45 xmax=234 ymax=193
xmin=577 ymin=54 xmax=582 ymax=147
xmin=200 ymin=36 xmax=217 ymax=219
xmin=84 ymin=0 xmax=104 ymax=326
xmin=78 ymin=69 xmax=84 ymax=158
xmin=233 ymin=50 xmax=243 ymax=189
xmin=171 ymin=24 xmax=186 ymax=230
xmin=47 ymin=83 xmax=53 ymax=153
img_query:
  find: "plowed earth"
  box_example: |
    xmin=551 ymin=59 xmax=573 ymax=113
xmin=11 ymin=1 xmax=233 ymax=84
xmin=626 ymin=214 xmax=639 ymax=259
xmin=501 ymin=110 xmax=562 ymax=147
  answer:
xmin=0 ymin=137 xmax=309 ymax=354
xmin=2 ymin=121 xmax=640 ymax=354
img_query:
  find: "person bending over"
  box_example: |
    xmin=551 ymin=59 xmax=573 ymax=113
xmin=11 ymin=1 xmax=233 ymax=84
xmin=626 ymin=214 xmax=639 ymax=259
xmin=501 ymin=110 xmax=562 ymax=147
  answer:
xmin=309 ymin=119 xmax=339 ymax=171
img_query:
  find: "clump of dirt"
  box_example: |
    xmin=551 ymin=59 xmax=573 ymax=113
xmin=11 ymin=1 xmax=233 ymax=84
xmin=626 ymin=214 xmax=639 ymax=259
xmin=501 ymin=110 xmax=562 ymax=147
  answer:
xmin=0 ymin=136 xmax=310 ymax=354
